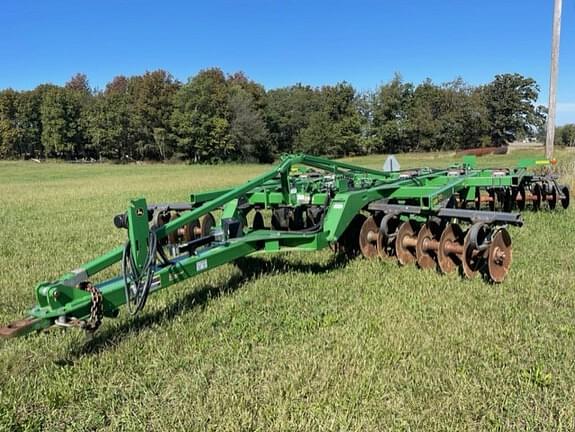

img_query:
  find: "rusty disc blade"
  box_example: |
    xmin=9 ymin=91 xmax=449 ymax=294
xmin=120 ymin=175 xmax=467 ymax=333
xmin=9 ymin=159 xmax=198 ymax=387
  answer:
xmin=416 ymin=220 xmax=441 ymax=270
xmin=516 ymin=185 xmax=526 ymax=211
xmin=502 ymin=188 xmax=512 ymax=212
xmin=487 ymin=228 xmax=512 ymax=283
xmin=359 ymin=215 xmax=379 ymax=258
xmin=395 ymin=220 xmax=418 ymax=266
xmin=459 ymin=191 xmax=469 ymax=209
xmin=200 ymin=213 xmax=216 ymax=237
xmin=488 ymin=188 xmax=496 ymax=211
xmin=335 ymin=213 xmax=366 ymax=258
xmin=438 ymin=223 xmax=464 ymax=274
xmin=475 ymin=187 xmax=481 ymax=210
xmin=167 ymin=211 xmax=179 ymax=244
xmin=152 ymin=210 xmax=168 ymax=245
xmin=183 ymin=219 xmax=201 ymax=242
xmin=532 ymin=183 xmax=542 ymax=211
xmin=548 ymin=187 xmax=557 ymax=210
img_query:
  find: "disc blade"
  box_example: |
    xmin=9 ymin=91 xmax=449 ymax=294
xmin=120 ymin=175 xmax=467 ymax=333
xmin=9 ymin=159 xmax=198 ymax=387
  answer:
xmin=487 ymin=228 xmax=512 ymax=283
xmin=359 ymin=215 xmax=379 ymax=258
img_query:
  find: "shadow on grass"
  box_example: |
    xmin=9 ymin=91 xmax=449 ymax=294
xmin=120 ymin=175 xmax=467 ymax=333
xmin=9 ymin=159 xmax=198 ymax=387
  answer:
xmin=57 ymin=253 xmax=350 ymax=364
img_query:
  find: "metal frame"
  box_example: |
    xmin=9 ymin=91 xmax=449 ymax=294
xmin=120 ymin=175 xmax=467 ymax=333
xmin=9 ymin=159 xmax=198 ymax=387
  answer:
xmin=0 ymin=154 xmax=568 ymax=338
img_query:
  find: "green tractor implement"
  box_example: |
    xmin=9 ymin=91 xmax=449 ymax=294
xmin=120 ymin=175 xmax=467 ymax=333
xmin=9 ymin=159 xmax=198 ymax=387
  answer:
xmin=0 ymin=154 xmax=569 ymax=338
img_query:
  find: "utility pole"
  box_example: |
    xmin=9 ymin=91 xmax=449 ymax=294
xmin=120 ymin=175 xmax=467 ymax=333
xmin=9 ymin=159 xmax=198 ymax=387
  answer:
xmin=545 ymin=0 xmax=562 ymax=159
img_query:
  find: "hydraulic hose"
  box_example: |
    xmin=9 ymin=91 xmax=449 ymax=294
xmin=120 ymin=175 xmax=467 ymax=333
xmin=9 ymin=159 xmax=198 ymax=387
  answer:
xmin=121 ymin=230 xmax=158 ymax=315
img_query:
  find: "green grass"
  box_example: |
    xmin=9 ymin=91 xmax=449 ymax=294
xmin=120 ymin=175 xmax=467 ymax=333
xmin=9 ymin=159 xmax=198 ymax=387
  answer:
xmin=0 ymin=150 xmax=574 ymax=431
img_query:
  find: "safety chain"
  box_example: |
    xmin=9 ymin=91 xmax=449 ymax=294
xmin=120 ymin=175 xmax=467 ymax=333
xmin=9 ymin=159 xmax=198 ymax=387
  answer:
xmin=79 ymin=281 xmax=103 ymax=332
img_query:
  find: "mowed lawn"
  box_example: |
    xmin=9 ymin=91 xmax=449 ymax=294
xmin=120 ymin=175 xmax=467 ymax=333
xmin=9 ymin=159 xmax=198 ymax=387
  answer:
xmin=0 ymin=149 xmax=574 ymax=431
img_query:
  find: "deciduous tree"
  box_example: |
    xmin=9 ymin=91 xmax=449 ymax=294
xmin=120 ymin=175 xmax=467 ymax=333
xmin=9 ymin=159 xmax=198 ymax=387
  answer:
xmin=481 ymin=73 xmax=545 ymax=145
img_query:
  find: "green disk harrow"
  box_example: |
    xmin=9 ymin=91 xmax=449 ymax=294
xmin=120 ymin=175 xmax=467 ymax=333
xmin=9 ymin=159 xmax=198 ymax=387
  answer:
xmin=0 ymin=154 xmax=569 ymax=338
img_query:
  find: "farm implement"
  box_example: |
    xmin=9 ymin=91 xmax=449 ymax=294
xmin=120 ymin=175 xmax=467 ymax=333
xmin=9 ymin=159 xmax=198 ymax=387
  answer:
xmin=0 ymin=154 xmax=569 ymax=338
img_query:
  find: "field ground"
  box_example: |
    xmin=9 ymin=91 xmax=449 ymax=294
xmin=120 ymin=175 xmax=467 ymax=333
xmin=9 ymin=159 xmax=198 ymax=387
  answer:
xmin=0 ymin=149 xmax=574 ymax=431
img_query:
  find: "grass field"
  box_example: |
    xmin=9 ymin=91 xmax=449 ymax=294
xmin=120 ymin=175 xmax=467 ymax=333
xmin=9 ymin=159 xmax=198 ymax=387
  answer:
xmin=0 ymin=149 xmax=574 ymax=431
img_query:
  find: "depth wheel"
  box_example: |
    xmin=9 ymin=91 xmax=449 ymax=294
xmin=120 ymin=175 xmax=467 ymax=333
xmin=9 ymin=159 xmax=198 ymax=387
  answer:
xmin=561 ymin=185 xmax=570 ymax=209
xmin=359 ymin=215 xmax=380 ymax=258
xmin=487 ymin=228 xmax=512 ymax=283
xmin=438 ymin=223 xmax=464 ymax=274
xmin=462 ymin=223 xmax=489 ymax=279
xmin=377 ymin=214 xmax=400 ymax=259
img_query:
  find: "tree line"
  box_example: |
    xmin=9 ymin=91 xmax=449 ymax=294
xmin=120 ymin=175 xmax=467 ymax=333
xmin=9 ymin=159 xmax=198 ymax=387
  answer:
xmin=555 ymin=124 xmax=575 ymax=147
xmin=0 ymin=69 xmax=552 ymax=163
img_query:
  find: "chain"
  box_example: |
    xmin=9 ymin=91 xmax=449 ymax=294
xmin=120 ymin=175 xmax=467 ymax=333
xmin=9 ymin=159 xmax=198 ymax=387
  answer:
xmin=79 ymin=281 xmax=103 ymax=332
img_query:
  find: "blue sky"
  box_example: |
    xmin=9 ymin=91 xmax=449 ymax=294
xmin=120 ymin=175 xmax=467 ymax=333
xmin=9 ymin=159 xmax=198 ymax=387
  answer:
xmin=1 ymin=0 xmax=574 ymax=124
